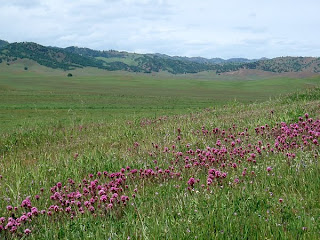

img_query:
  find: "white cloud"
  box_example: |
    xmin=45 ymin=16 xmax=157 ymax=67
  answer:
xmin=0 ymin=0 xmax=320 ymax=58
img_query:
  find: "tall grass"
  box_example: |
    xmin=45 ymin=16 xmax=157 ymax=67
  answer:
xmin=0 ymin=87 xmax=319 ymax=239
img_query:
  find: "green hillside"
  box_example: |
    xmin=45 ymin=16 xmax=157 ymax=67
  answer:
xmin=0 ymin=42 xmax=106 ymax=70
xmin=0 ymin=40 xmax=9 ymax=49
xmin=1 ymin=40 xmax=320 ymax=75
xmin=64 ymin=46 xmax=219 ymax=73
xmin=225 ymin=57 xmax=320 ymax=74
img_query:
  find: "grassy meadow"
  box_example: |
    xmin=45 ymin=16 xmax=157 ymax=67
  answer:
xmin=1 ymin=61 xmax=320 ymax=133
xmin=0 ymin=63 xmax=319 ymax=239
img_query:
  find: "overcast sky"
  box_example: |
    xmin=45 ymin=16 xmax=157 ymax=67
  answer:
xmin=0 ymin=0 xmax=319 ymax=59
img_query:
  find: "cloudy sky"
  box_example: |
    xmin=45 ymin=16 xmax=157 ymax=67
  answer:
xmin=0 ymin=0 xmax=319 ymax=59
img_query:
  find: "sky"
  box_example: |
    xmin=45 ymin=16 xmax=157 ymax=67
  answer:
xmin=0 ymin=0 xmax=319 ymax=59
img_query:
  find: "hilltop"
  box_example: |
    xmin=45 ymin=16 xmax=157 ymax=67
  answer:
xmin=1 ymin=40 xmax=320 ymax=75
xmin=0 ymin=40 xmax=9 ymax=48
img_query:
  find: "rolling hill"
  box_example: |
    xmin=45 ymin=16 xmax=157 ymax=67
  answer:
xmin=1 ymin=39 xmax=320 ymax=75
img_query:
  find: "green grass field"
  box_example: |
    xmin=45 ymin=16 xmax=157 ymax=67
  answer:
xmin=0 ymin=63 xmax=319 ymax=239
xmin=1 ymin=62 xmax=319 ymax=133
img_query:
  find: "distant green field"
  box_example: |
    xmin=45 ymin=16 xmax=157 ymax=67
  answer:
xmin=0 ymin=63 xmax=319 ymax=133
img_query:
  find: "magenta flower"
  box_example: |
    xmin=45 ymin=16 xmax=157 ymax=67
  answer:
xmin=187 ymin=177 xmax=195 ymax=187
xmin=6 ymin=206 xmax=13 ymax=211
xmin=65 ymin=207 xmax=71 ymax=213
xmin=20 ymin=215 xmax=28 ymax=222
xmin=121 ymin=195 xmax=129 ymax=203
xmin=88 ymin=206 xmax=95 ymax=213
xmin=0 ymin=217 xmax=6 ymax=224
xmin=31 ymin=207 xmax=39 ymax=216
xmin=21 ymin=198 xmax=32 ymax=208
xmin=24 ymin=228 xmax=31 ymax=235
xmin=100 ymin=195 xmax=108 ymax=202
xmin=267 ymin=167 xmax=272 ymax=172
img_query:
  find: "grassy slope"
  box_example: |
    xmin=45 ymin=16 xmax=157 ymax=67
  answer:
xmin=97 ymin=56 xmax=139 ymax=66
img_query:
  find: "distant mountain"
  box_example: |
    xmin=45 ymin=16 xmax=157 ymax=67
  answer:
xmin=171 ymin=56 xmax=226 ymax=64
xmin=1 ymin=39 xmax=320 ymax=75
xmin=218 ymin=57 xmax=320 ymax=74
xmin=0 ymin=42 xmax=219 ymax=73
xmin=152 ymin=54 xmax=262 ymax=64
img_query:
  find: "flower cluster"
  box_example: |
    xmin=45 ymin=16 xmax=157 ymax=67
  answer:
xmin=0 ymin=113 xmax=318 ymax=236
